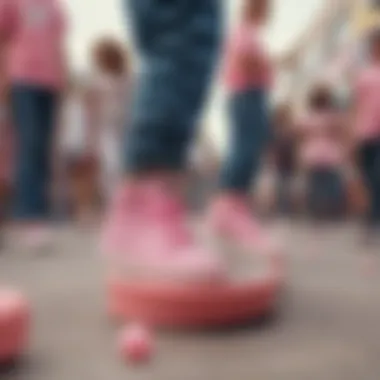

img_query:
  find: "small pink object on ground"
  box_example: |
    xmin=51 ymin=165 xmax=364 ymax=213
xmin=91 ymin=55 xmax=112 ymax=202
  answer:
xmin=118 ymin=324 xmax=154 ymax=364
xmin=0 ymin=289 xmax=30 ymax=364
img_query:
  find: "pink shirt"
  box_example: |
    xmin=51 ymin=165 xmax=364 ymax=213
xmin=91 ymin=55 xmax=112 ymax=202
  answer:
xmin=223 ymin=23 xmax=272 ymax=93
xmin=299 ymin=112 xmax=344 ymax=169
xmin=354 ymin=64 xmax=380 ymax=141
xmin=0 ymin=0 xmax=66 ymax=90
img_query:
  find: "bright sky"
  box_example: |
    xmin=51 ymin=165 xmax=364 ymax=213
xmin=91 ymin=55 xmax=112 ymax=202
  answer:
xmin=63 ymin=0 xmax=323 ymax=149
xmin=64 ymin=0 xmax=323 ymax=70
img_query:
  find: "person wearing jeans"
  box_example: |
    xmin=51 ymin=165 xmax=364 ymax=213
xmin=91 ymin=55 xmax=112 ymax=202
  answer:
xmin=0 ymin=0 xmax=66 ymax=249
xmin=208 ymin=0 xmax=277 ymax=259
xmin=11 ymin=85 xmax=58 ymax=220
xmin=102 ymin=0 xmax=226 ymax=283
xmin=306 ymin=167 xmax=346 ymax=219
xmin=357 ymin=141 xmax=380 ymax=227
xmin=101 ymin=0 xmax=278 ymax=283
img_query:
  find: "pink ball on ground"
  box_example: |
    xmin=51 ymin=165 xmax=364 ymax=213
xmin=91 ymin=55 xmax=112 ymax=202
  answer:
xmin=118 ymin=324 xmax=154 ymax=364
xmin=0 ymin=289 xmax=30 ymax=364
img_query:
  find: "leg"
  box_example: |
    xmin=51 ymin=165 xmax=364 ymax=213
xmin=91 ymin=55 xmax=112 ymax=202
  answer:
xmin=102 ymin=0 xmax=225 ymax=283
xmin=10 ymin=84 xmax=58 ymax=251
xmin=328 ymin=169 xmax=345 ymax=218
xmin=357 ymin=142 xmax=377 ymax=226
xmin=35 ymin=88 xmax=58 ymax=218
xmin=11 ymin=84 xmax=45 ymax=220
xmin=276 ymin=170 xmax=290 ymax=215
xmin=307 ymin=169 xmax=321 ymax=219
xmin=124 ymin=0 xmax=222 ymax=172
xmin=219 ymin=89 xmax=270 ymax=193
xmin=208 ymin=88 xmax=279 ymax=260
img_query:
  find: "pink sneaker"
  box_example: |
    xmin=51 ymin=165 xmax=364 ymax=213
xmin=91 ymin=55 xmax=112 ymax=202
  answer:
xmin=101 ymin=180 xmax=226 ymax=284
xmin=207 ymin=195 xmax=283 ymax=277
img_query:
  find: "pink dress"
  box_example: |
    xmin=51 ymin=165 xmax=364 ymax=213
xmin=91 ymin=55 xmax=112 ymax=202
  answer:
xmin=299 ymin=112 xmax=344 ymax=170
xmin=0 ymin=0 xmax=66 ymax=89
xmin=354 ymin=64 xmax=380 ymax=142
xmin=223 ymin=23 xmax=272 ymax=93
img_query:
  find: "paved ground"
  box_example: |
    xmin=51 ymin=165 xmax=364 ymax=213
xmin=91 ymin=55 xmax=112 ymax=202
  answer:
xmin=1 ymin=220 xmax=380 ymax=380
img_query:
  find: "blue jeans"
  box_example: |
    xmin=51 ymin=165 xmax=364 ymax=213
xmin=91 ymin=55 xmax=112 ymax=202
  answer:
xmin=123 ymin=0 xmax=222 ymax=172
xmin=306 ymin=168 xmax=345 ymax=218
xmin=10 ymin=83 xmax=58 ymax=220
xmin=219 ymin=89 xmax=271 ymax=192
xmin=358 ymin=140 xmax=380 ymax=226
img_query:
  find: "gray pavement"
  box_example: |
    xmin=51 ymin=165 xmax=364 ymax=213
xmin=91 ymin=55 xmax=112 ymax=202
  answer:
xmin=1 ymin=220 xmax=380 ymax=380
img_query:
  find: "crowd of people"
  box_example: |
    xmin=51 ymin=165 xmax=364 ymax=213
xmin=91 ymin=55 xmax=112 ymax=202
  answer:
xmin=0 ymin=0 xmax=379 ymax=272
xmin=266 ymin=28 xmax=380 ymax=241
xmin=0 ymin=0 xmax=132 ymax=240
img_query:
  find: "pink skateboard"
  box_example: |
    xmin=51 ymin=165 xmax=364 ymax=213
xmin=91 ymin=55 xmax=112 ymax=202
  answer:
xmin=107 ymin=265 xmax=284 ymax=327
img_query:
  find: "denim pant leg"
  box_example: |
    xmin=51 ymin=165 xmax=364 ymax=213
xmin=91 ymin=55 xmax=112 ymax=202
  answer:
xmin=10 ymin=84 xmax=58 ymax=221
xmin=124 ymin=0 xmax=222 ymax=173
xmin=358 ymin=141 xmax=380 ymax=225
xmin=307 ymin=169 xmax=325 ymax=217
xmin=323 ymin=169 xmax=345 ymax=216
xmin=219 ymin=89 xmax=271 ymax=193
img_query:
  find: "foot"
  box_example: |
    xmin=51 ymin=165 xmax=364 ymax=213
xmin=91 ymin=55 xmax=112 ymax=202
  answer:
xmin=207 ymin=195 xmax=284 ymax=278
xmin=101 ymin=179 xmax=226 ymax=284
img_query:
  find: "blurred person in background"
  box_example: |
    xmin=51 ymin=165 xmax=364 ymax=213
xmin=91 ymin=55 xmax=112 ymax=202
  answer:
xmin=88 ymin=37 xmax=131 ymax=205
xmin=208 ymin=0 xmax=277 ymax=256
xmin=298 ymin=85 xmax=348 ymax=220
xmin=271 ymin=103 xmax=297 ymax=216
xmin=58 ymin=78 xmax=98 ymax=224
xmin=101 ymin=0 xmax=227 ymax=282
xmin=0 ymin=0 xmax=67 ymax=250
xmin=354 ymin=28 xmax=380 ymax=242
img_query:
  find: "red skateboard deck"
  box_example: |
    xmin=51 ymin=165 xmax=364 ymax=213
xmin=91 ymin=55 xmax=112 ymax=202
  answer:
xmin=107 ymin=268 xmax=284 ymax=327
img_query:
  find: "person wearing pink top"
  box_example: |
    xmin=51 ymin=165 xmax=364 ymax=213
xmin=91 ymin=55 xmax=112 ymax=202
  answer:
xmin=0 ymin=0 xmax=66 ymax=250
xmin=298 ymin=85 xmax=347 ymax=219
xmin=207 ymin=0 xmax=279 ymax=260
xmin=355 ymin=29 xmax=380 ymax=235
